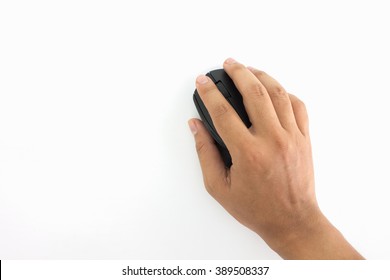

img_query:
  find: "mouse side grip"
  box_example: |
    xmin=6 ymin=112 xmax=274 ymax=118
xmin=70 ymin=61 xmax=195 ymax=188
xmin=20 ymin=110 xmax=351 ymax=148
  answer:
xmin=193 ymin=91 xmax=232 ymax=167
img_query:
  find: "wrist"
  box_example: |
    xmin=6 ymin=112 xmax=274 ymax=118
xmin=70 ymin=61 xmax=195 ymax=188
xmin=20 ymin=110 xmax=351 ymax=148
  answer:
xmin=275 ymin=209 xmax=331 ymax=259
xmin=265 ymin=209 xmax=364 ymax=259
xmin=262 ymin=205 xmax=325 ymax=256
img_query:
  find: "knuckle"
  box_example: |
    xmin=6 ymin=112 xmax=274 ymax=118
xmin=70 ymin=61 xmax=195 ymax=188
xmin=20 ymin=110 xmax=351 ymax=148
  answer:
xmin=271 ymin=86 xmax=288 ymax=99
xmin=272 ymin=133 xmax=301 ymax=166
xmin=211 ymin=102 xmax=230 ymax=119
xmin=195 ymin=140 xmax=209 ymax=155
xmin=245 ymin=149 xmax=264 ymax=166
xmin=239 ymin=137 xmax=263 ymax=165
xmin=203 ymin=177 xmax=224 ymax=198
xmin=203 ymin=180 xmax=215 ymax=196
xmin=273 ymin=130 xmax=291 ymax=152
xmin=244 ymin=82 xmax=266 ymax=98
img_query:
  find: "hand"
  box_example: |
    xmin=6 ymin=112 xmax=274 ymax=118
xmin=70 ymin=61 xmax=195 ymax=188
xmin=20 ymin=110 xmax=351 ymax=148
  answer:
xmin=188 ymin=58 xmax=363 ymax=259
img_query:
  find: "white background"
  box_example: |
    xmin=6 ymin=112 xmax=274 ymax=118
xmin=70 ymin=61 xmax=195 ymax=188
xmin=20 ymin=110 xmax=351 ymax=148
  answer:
xmin=0 ymin=0 xmax=389 ymax=259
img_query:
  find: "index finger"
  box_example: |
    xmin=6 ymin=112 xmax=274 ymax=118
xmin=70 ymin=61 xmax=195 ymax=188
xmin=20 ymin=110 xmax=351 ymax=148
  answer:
xmin=223 ymin=59 xmax=281 ymax=134
xmin=195 ymin=74 xmax=251 ymax=152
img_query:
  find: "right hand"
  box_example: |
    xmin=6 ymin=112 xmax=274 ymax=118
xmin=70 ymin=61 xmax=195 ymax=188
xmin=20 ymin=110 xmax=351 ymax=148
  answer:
xmin=188 ymin=58 xmax=363 ymax=259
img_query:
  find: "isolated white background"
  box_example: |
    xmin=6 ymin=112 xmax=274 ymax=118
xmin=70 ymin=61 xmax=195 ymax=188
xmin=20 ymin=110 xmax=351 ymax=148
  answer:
xmin=1 ymin=0 xmax=389 ymax=259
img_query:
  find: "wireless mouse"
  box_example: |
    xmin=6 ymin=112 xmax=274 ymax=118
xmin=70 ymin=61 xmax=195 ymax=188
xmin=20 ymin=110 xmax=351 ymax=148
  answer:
xmin=193 ymin=69 xmax=251 ymax=167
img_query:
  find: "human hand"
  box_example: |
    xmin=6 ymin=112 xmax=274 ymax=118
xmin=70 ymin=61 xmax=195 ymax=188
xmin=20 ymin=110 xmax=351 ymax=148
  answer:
xmin=189 ymin=58 xmax=363 ymax=259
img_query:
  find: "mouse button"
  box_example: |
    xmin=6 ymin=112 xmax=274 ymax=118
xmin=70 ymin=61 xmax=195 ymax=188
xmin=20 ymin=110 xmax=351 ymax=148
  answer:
xmin=224 ymin=79 xmax=240 ymax=98
xmin=216 ymin=81 xmax=231 ymax=98
xmin=208 ymin=69 xmax=226 ymax=83
xmin=228 ymin=97 xmax=251 ymax=127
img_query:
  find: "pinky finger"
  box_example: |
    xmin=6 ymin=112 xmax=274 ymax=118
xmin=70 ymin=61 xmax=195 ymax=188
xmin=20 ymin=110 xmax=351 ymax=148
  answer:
xmin=289 ymin=94 xmax=309 ymax=136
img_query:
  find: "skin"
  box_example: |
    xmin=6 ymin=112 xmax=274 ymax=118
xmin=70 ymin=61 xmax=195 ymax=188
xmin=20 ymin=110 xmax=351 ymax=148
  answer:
xmin=188 ymin=58 xmax=364 ymax=260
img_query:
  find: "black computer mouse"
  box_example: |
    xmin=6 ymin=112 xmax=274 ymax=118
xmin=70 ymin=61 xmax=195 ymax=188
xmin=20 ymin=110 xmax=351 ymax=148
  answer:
xmin=193 ymin=69 xmax=251 ymax=167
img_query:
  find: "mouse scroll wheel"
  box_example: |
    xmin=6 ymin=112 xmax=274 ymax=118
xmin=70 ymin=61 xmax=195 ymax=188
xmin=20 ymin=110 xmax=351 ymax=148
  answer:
xmin=216 ymin=81 xmax=231 ymax=98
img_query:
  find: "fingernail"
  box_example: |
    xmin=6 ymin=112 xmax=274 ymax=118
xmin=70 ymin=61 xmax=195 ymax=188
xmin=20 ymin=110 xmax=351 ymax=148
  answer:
xmin=188 ymin=120 xmax=198 ymax=135
xmin=196 ymin=75 xmax=208 ymax=85
xmin=225 ymin=57 xmax=237 ymax=64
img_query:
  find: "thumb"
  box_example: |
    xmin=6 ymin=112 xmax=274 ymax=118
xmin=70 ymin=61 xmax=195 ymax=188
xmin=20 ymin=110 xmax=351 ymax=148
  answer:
xmin=188 ymin=118 xmax=228 ymax=197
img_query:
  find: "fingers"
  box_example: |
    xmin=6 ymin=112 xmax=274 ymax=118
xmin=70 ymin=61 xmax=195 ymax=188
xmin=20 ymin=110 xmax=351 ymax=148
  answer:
xmin=195 ymin=74 xmax=251 ymax=151
xmin=247 ymin=67 xmax=297 ymax=131
xmin=289 ymin=94 xmax=309 ymax=136
xmin=188 ymin=118 xmax=228 ymax=197
xmin=223 ymin=58 xmax=280 ymax=134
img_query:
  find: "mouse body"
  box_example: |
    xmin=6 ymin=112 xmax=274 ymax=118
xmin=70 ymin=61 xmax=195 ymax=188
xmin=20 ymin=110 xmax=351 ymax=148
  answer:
xmin=193 ymin=69 xmax=251 ymax=167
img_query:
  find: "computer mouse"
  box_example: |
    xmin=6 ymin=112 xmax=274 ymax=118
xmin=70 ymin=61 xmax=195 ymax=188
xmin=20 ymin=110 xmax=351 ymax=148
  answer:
xmin=193 ymin=69 xmax=251 ymax=167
